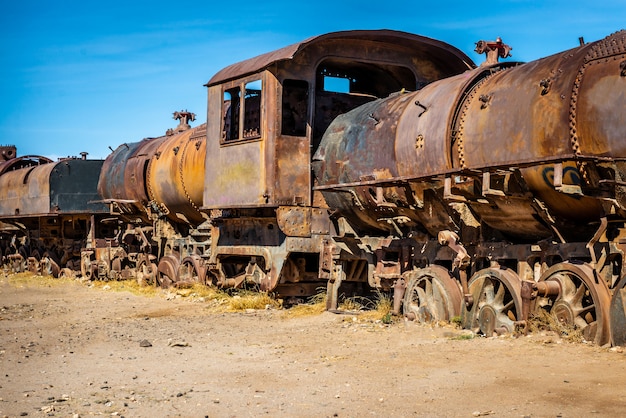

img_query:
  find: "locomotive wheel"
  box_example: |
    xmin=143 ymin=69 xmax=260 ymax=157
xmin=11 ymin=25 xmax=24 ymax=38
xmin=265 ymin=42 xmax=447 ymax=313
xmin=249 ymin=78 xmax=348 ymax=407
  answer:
xmin=59 ymin=268 xmax=75 ymax=279
xmin=463 ymin=268 xmax=522 ymax=336
xmin=402 ymin=265 xmax=462 ymax=323
xmin=537 ymin=263 xmax=610 ymax=346
xmin=27 ymin=252 xmax=40 ymax=274
xmin=41 ymin=252 xmax=61 ymax=278
xmin=137 ymin=259 xmax=158 ymax=286
xmin=40 ymin=256 xmax=60 ymax=278
xmin=81 ymin=252 xmax=94 ymax=280
xmin=610 ymin=275 xmax=626 ymax=347
xmin=177 ymin=256 xmax=206 ymax=285
xmin=156 ymin=255 xmax=179 ymax=288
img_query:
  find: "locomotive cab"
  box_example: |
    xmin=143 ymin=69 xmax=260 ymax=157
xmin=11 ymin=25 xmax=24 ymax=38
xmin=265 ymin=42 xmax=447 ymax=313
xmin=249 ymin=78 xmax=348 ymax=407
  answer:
xmin=201 ymin=30 xmax=474 ymax=298
xmin=203 ymin=30 xmax=473 ymax=209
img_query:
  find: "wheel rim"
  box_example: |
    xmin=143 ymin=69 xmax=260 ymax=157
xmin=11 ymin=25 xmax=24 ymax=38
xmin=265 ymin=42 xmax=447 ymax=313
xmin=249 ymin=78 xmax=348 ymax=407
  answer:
xmin=464 ymin=268 xmax=522 ymax=335
xmin=610 ymin=275 xmax=626 ymax=346
xmin=537 ymin=263 xmax=610 ymax=345
xmin=81 ymin=253 xmax=93 ymax=280
xmin=156 ymin=256 xmax=179 ymax=288
xmin=137 ymin=260 xmax=157 ymax=286
xmin=178 ymin=256 xmax=205 ymax=285
xmin=41 ymin=252 xmax=61 ymax=278
xmin=403 ymin=266 xmax=461 ymax=323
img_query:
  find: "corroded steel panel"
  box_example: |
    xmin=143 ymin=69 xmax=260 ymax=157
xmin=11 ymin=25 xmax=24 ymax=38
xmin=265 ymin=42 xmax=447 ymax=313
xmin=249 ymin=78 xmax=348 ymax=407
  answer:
xmin=146 ymin=124 xmax=207 ymax=225
xmin=0 ymin=160 xmax=106 ymax=217
xmin=0 ymin=164 xmax=52 ymax=216
xmin=48 ymin=160 xmax=107 ymax=214
xmin=98 ymin=137 xmax=166 ymax=219
xmin=575 ymin=31 xmax=626 ymax=157
xmin=395 ymin=72 xmax=476 ymax=176
xmin=205 ymin=30 xmax=475 ymax=210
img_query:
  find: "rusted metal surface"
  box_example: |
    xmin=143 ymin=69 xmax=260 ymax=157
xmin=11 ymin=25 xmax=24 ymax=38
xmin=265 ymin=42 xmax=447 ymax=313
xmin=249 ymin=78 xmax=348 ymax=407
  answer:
xmin=98 ymin=112 xmax=205 ymax=224
xmin=610 ymin=275 xmax=626 ymax=346
xmin=0 ymin=159 xmax=106 ymax=217
xmin=463 ymin=268 xmax=524 ymax=336
xmin=205 ymin=30 xmax=475 ymax=211
xmin=0 ymin=146 xmax=16 ymax=162
xmin=312 ymin=30 xmax=626 ymax=343
xmin=145 ymin=121 xmax=207 ymax=226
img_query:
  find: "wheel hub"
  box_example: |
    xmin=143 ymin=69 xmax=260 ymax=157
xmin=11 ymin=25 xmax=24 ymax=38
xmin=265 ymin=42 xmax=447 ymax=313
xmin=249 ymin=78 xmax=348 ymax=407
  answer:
xmin=478 ymin=305 xmax=497 ymax=336
xmin=417 ymin=306 xmax=433 ymax=323
xmin=552 ymin=300 xmax=575 ymax=326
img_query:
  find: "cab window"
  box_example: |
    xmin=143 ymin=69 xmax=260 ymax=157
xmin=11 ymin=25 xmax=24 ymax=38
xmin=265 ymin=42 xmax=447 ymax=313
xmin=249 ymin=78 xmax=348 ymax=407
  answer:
xmin=281 ymin=79 xmax=309 ymax=136
xmin=222 ymin=79 xmax=262 ymax=143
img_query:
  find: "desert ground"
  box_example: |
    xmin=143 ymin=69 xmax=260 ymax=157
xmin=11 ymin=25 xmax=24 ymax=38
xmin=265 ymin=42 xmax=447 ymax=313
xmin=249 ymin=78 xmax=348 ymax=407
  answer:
xmin=1 ymin=272 xmax=626 ymax=418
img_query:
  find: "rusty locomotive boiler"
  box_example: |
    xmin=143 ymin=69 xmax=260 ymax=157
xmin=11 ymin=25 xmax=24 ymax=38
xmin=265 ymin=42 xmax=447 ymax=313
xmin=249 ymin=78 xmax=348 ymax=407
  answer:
xmin=0 ymin=145 xmax=112 ymax=277
xmin=94 ymin=111 xmax=208 ymax=284
xmin=313 ymin=31 xmax=626 ymax=346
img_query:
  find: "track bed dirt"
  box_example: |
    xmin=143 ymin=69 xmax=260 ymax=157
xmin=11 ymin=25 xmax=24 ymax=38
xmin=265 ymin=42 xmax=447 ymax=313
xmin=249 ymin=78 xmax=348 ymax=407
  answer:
xmin=1 ymin=274 xmax=625 ymax=418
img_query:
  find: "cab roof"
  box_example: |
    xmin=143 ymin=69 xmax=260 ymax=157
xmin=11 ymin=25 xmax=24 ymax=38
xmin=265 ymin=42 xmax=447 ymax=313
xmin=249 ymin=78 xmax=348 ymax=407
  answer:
xmin=206 ymin=29 xmax=475 ymax=87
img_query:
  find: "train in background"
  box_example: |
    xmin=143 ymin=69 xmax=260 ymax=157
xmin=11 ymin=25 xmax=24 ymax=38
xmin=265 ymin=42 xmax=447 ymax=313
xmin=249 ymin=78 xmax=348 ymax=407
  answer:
xmin=2 ymin=29 xmax=626 ymax=346
xmin=0 ymin=145 xmax=113 ymax=277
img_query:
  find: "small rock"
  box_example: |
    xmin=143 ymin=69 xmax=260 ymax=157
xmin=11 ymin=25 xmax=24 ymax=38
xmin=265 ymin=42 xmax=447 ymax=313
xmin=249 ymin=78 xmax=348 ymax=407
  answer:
xmin=139 ymin=340 xmax=152 ymax=347
xmin=102 ymin=285 xmax=111 ymax=290
xmin=168 ymin=339 xmax=189 ymax=347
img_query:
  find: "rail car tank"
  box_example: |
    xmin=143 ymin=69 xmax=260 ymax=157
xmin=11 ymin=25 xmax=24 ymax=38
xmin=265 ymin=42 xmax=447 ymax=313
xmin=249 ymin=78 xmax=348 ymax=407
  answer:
xmin=313 ymin=31 xmax=626 ymax=345
xmin=0 ymin=146 xmax=111 ymax=276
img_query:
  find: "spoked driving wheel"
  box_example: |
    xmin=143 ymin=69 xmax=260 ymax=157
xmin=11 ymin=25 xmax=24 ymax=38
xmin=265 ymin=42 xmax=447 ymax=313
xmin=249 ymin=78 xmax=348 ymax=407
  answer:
xmin=537 ymin=262 xmax=610 ymax=346
xmin=177 ymin=256 xmax=206 ymax=285
xmin=403 ymin=265 xmax=462 ymax=323
xmin=463 ymin=268 xmax=523 ymax=336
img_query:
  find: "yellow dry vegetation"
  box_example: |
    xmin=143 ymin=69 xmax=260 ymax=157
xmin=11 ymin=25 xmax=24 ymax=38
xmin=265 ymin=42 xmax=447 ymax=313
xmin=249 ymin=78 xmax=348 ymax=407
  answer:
xmin=527 ymin=309 xmax=584 ymax=343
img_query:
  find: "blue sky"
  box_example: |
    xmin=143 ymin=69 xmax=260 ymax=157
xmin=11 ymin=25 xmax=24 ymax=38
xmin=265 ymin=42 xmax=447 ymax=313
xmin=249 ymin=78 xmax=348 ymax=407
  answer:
xmin=1 ymin=1 xmax=624 ymax=160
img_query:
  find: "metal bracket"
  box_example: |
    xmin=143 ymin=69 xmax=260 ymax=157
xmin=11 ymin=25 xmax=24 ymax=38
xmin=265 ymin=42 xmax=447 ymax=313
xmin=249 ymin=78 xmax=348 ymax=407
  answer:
xmin=553 ymin=162 xmax=583 ymax=195
xmin=482 ymin=172 xmax=505 ymax=197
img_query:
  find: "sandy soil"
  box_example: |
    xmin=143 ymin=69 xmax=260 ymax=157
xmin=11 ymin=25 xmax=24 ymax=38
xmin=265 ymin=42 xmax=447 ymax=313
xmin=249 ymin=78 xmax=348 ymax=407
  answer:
xmin=1 ymin=272 xmax=626 ymax=418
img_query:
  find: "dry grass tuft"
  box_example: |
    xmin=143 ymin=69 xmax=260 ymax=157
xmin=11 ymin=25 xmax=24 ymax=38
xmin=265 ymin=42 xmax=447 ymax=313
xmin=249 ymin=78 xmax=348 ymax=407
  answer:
xmin=6 ymin=272 xmax=75 ymax=287
xmin=282 ymin=290 xmax=327 ymax=318
xmin=223 ymin=290 xmax=281 ymax=311
xmin=340 ymin=292 xmax=398 ymax=324
xmin=92 ymin=280 xmax=282 ymax=312
xmin=527 ymin=308 xmax=583 ymax=343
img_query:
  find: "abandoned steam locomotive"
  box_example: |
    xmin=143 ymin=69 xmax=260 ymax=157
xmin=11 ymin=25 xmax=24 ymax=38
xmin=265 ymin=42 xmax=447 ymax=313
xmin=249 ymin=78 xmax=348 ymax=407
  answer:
xmin=2 ymin=29 xmax=626 ymax=346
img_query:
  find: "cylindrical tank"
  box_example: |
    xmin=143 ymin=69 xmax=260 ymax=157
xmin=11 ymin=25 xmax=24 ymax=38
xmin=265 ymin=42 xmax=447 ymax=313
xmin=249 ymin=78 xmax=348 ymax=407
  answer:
xmin=98 ymin=111 xmax=206 ymax=225
xmin=98 ymin=113 xmax=207 ymax=226
xmin=0 ymin=159 xmax=107 ymax=217
xmin=314 ymin=30 xmax=626 ymax=239
xmin=145 ymin=124 xmax=207 ymax=225
xmin=98 ymin=139 xmax=162 ymax=221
